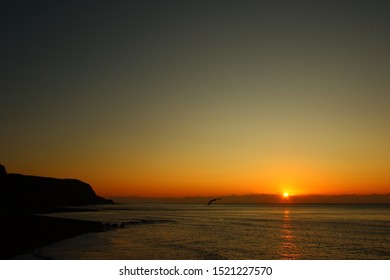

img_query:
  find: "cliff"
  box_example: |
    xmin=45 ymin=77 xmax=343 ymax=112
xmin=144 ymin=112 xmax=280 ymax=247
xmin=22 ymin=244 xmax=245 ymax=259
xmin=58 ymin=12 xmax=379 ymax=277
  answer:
xmin=0 ymin=167 xmax=113 ymax=213
xmin=0 ymin=164 xmax=6 ymax=176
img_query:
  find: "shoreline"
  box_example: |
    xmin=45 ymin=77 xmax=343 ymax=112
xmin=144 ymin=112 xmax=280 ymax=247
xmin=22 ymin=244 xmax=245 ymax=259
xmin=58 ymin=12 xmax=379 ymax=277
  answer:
xmin=1 ymin=213 xmax=105 ymax=259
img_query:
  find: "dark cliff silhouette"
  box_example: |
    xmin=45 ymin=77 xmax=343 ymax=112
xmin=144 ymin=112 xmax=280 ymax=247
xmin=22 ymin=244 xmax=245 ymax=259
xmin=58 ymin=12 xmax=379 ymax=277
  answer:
xmin=0 ymin=165 xmax=113 ymax=213
xmin=0 ymin=164 xmax=113 ymax=259
xmin=0 ymin=163 xmax=6 ymax=176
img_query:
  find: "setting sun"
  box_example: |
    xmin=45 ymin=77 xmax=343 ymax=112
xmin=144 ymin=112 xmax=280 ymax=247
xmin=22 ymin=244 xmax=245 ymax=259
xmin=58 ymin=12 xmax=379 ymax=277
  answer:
xmin=283 ymin=192 xmax=289 ymax=198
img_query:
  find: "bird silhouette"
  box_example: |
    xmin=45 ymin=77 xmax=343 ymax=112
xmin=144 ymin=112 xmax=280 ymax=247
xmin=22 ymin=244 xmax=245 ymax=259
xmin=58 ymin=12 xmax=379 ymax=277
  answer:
xmin=208 ymin=198 xmax=222 ymax=206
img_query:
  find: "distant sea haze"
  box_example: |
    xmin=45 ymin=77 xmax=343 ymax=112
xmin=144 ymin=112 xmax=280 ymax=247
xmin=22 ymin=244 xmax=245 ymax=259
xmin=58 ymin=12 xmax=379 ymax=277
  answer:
xmin=110 ymin=193 xmax=390 ymax=204
xmin=38 ymin=203 xmax=390 ymax=259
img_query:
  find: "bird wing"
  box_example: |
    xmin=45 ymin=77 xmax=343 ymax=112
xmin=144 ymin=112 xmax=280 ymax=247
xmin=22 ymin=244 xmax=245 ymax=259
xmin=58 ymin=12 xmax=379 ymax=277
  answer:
xmin=208 ymin=198 xmax=221 ymax=205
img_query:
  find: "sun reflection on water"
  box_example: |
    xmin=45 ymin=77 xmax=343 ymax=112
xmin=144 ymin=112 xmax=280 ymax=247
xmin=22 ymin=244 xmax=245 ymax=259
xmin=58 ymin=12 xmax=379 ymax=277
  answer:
xmin=279 ymin=209 xmax=300 ymax=259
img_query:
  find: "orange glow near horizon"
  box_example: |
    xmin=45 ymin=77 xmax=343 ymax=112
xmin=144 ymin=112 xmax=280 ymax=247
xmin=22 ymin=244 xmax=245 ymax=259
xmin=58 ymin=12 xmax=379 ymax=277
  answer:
xmin=88 ymin=171 xmax=390 ymax=198
xmin=6 ymin=156 xmax=390 ymax=198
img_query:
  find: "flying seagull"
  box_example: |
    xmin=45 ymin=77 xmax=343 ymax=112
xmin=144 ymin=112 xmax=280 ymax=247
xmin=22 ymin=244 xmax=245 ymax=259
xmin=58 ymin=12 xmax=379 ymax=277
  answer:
xmin=208 ymin=198 xmax=222 ymax=206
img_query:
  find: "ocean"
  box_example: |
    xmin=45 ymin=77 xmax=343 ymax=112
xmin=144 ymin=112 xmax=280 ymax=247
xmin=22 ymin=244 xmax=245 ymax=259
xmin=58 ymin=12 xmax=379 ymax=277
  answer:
xmin=37 ymin=203 xmax=390 ymax=259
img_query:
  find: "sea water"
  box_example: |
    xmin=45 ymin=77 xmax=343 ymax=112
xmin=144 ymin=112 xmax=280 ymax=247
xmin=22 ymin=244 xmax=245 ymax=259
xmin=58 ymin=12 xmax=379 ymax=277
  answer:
xmin=37 ymin=204 xmax=390 ymax=259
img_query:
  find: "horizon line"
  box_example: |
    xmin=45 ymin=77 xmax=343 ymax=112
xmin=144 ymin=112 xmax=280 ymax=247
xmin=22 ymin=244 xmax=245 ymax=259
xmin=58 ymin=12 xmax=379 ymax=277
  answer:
xmin=108 ymin=193 xmax=390 ymax=199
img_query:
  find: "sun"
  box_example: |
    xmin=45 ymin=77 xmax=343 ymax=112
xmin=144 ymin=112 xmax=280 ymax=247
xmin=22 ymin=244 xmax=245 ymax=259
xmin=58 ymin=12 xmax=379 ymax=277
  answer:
xmin=283 ymin=192 xmax=289 ymax=198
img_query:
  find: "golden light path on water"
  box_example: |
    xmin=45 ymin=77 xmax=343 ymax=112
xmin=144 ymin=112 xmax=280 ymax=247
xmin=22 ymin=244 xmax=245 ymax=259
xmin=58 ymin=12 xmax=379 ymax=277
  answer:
xmin=280 ymin=209 xmax=300 ymax=260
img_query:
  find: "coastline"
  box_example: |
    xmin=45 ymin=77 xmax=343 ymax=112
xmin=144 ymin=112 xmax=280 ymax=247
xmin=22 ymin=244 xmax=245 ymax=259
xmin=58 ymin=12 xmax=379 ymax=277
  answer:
xmin=0 ymin=165 xmax=115 ymax=259
xmin=1 ymin=213 xmax=105 ymax=259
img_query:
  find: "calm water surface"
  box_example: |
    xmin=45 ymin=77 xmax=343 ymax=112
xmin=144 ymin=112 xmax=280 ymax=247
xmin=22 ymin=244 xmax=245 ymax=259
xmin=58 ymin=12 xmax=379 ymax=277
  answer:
xmin=39 ymin=204 xmax=390 ymax=259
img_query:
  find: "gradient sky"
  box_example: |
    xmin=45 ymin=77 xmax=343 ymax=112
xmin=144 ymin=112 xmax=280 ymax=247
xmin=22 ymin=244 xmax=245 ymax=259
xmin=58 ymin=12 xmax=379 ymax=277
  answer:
xmin=1 ymin=0 xmax=390 ymax=197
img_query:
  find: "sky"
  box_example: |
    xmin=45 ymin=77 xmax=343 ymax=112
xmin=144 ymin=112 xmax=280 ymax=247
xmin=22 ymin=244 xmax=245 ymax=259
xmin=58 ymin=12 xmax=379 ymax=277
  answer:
xmin=1 ymin=0 xmax=390 ymax=198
